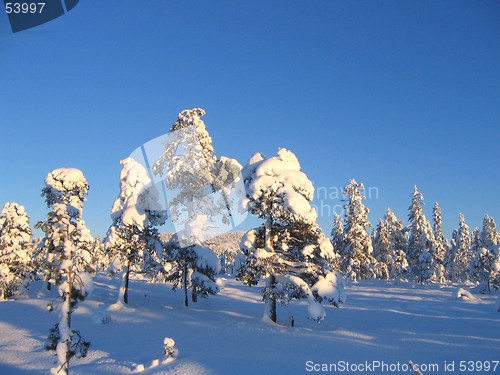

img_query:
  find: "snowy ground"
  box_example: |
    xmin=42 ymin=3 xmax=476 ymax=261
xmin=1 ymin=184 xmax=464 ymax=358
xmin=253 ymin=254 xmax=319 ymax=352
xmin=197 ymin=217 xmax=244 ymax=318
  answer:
xmin=0 ymin=275 xmax=499 ymax=374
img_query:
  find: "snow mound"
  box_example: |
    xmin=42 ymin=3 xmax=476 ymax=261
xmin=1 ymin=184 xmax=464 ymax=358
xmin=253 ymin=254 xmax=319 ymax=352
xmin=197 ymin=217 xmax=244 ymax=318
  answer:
xmin=453 ymin=287 xmax=478 ymax=301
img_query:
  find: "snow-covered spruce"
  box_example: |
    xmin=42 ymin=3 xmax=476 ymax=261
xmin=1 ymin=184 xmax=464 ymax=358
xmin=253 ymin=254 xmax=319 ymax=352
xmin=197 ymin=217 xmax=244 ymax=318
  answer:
xmin=237 ymin=148 xmax=344 ymax=323
xmin=469 ymin=215 xmax=500 ymax=292
xmin=372 ymin=208 xmax=408 ymax=281
xmin=90 ymin=236 xmax=108 ymax=273
xmin=153 ymin=109 xmax=239 ymax=306
xmin=407 ymin=186 xmax=437 ymax=283
xmin=448 ymin=213 xmax=472 ymax=282
xmin=481 ymin=215 xmax=500 ymax=249
xmin=0 ymin=202 xmax=35 ymax=299
xmin=37 ymin=168 xmax=93 ymax=375
xmin=105 ymin=157 xmax=167 ymax=305
xmin=330 ymin=213 xmax=343 ymax=271
xmin=340 ymin=179 xmax=378 ymax=281
xmin=429 ymin=202 xmax=448 ymax=283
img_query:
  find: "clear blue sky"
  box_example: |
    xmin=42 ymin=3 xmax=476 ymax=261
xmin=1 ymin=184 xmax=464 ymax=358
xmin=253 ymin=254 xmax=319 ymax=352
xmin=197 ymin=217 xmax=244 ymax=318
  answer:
xmin=1 ymin=1 xmax=499 ymax=239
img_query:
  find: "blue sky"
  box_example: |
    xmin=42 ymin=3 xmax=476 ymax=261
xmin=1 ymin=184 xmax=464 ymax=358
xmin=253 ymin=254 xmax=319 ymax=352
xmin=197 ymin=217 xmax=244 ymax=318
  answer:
xmin=1 ymin=0 xmax=499 ymax=238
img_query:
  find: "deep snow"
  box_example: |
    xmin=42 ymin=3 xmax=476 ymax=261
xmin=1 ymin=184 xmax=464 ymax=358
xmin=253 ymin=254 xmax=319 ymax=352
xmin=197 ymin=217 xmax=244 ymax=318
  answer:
xmin=0 ymin=275 xmax=499 ymax=374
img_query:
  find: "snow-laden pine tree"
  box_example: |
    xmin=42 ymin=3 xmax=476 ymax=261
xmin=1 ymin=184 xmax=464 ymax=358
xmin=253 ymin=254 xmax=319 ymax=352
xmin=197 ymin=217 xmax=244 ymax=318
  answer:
xmin=432 ymin=203 xmax=449 ymax=263
xmin=330 ymin=213 xmax=344 ymax=267
xmin=90 ymin=236 xmax=108 ymax=273
xmin=372 ymin=217 xmax=391 ymax=280
xmin=38 ymin=168 xmax=94 ymax=289
xmin=153 ymin=109 xmax=240 ymax=306
xmin=470 ymin=227 xmax=482 ymax=256
xmin=372 ymin=208 xmax=408 ymax=280
xmin=340 ymin=179 xmax=378 ymax=281
xmin=236 ymin=148 xmax=345 ymax=323
xmin=0 ymin=202 xmax=34 ymax=299
xmin=448 ymin=213 xmax=472 ymax=282
xmin=481 ymin=215 xmax=500 ymax=250
xmin=163 ymin=233 xmax=220 ymax=307
xmin=469 ymin=216 xmax=500 ymax=292
xmin=37 ymin=168 xmax=93 ymax=375
xmin=429 ymin=202 xmax=448 ymax=283
xmin=407 ymin=186 xmax=436 ymax=283
xmin=105 ymin=157 xmax=166 ymax=304
xmin=386 ymin=209 xmax=410 ymax=281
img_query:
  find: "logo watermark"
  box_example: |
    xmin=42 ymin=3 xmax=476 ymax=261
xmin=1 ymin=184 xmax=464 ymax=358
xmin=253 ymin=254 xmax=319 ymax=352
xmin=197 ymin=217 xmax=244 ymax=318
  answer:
xmin=128 ymin=127 xmax=247 ymax=247
xmin=3 ymin=0 xmax=79 ymax=33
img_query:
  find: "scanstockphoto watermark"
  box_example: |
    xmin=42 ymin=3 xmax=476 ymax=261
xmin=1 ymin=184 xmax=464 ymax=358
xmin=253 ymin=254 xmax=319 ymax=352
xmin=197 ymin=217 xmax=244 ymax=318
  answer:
xmin=305 ymin=360 xmax=500 ymax=373
xmin=311 ymin=185 xmax=379 ymax=219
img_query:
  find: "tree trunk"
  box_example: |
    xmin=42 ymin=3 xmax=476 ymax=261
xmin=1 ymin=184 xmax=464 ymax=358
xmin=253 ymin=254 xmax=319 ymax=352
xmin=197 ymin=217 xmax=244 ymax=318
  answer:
xmin=46 ymin=271 xmax=52 ymax=291
xmin=117 ymin=260 xmax=131 ymax=305
xmin=55 ymin=269 xmax=72 ymax=375
xmin=192 ymin=290 xmax=198 ymax=303
xmin=264 ymin=216 xmax=273 ymax=252
xmin=123 ymin=259 xmax=131 ymax=304
xmin=183 ymin=263 xmax=189 ymax=307
xmin=264 ymin=216 xmax=276 ymax=322
xmin=265 ymin=275 xmax=277 ymax=323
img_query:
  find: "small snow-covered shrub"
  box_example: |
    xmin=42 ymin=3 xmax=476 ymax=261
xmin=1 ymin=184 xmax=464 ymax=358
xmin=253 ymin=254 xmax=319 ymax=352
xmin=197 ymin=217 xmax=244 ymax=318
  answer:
xmin=163 ymin=337 xmax=177 ymax=358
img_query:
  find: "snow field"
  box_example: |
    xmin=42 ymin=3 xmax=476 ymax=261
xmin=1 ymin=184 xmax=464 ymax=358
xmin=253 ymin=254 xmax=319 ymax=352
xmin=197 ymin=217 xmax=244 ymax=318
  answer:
xmin=1 ymin=275 xmax=499 ymax=374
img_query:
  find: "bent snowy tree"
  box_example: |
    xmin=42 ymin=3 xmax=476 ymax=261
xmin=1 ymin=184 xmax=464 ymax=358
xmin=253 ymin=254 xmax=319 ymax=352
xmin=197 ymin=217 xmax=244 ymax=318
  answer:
xmin=105 ymin=157 xmax=166 ymax=305
xmin=237 ymin=148 xmax=345 ymax=323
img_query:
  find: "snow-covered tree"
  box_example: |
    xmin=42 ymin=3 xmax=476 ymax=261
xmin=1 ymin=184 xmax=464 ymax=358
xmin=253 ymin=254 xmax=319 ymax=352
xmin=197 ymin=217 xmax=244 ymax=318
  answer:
xmin=0 ymin=202 xmax=34 ymax=299
xmin=372 ymin=208 xmax=408 ymax=280
xmin=153 ymin=109 xmax=239 ymax=305
xmin=163 ymin=235 xmax=220 ymax=307
xmin=469 ymin=216 xmax=500 ymax=292
xmin=444 ymin=228 xmax=457 ymax=279
xmin=340 ymin=179 xmax=377 ymax=281
xmin=38 ymin=168 xmax=94 ymax=290
xmin=37 ymin=168 xmax=93 ymax=374
xmin=429 ymin=202 xmax=448 ymax=283
xmin=448 ymin=213 xmax=472 ymax=282
xmin=469 ymin=246 xmax=499 ymax=293
xmin=481 ymin=215 xmax=500 ymax=250
xmin=372 ymin=218 xmax=391 ymax=280
xmin=105 ymin=157 xmax=166 ymax=304
xmin=470 ymin=228 xmax=482 ymax=259
xmin=237 ymin=148 xmax=344 ymax=323
xmin=407 ymin=186 xmax=435 ymax=283
xmin=330 ymin=213 xmax=344 ymax=270
xmin=432 ymin=203 xmax=448 ymax=263
xmin=90 ymin=236 xmax=108 ymax=273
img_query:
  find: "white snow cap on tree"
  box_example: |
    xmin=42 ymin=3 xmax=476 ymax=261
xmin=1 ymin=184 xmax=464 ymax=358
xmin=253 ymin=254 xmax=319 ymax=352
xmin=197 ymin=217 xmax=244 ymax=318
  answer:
xmin=111 ymin=157 xmax=165 ymax=230
xmin=43 ymin=168 xmax=89 ymax=215
xmin=242 ymin=148 xmax=317 ymax=224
